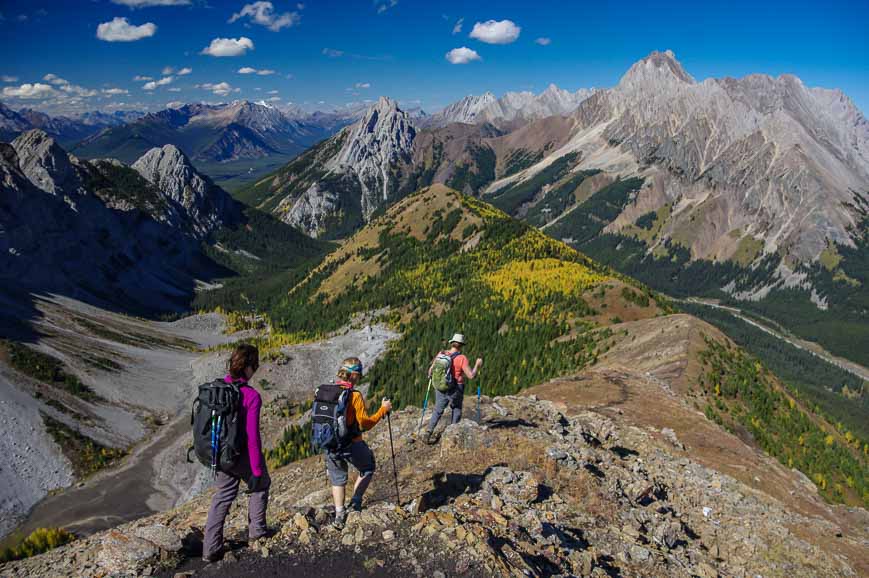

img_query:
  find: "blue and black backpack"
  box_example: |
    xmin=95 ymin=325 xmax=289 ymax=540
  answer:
xmin=311 ymin=383 xmax=355 ymax=453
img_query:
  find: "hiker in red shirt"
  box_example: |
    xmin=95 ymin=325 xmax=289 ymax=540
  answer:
xmin=424 ymin=333 xmax=482 ymax=444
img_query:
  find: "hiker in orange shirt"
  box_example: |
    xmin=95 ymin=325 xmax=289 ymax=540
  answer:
xmin=325 ymin=357 xmax=392 ymax=529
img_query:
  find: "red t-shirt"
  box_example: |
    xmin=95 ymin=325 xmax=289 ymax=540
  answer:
xmin=451 ymin=353 xmax=469 ymax=385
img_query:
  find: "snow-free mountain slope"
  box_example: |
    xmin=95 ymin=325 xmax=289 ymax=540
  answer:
xmin=245 ymin=96 xmax=417 ymax=238
xmin=424 ymin=84 xmax=596 ymax=128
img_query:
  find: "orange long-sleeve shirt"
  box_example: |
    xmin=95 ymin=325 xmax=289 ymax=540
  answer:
xmin=337 ymin=380 xmax=386 ymax=442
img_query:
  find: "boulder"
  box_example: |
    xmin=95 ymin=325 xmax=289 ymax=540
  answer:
xmin=96 ymin=530 xmax=160 ymax=574
xmin=134 ymin=524 xmax=182 ymax=553
xmin=440 ymin=419 xmax=485 ymax=452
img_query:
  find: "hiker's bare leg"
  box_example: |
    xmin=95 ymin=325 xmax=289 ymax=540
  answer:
xmin=332 ymin=485 xmax=345 ymax=509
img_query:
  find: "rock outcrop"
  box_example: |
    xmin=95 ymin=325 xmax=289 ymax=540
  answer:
xmin=4 ymin=392 xmax=865 ymax=577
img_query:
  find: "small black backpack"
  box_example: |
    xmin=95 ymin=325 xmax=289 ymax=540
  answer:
xmin=311 ymin=383 xmax=355 ymax=453
xmin=189 ymin=379 xmax=245 ymax=475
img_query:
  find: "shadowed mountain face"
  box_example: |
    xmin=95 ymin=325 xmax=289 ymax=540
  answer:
xmin=1 ymin=129 xmax=329 ymax=325
xmin=0 ymin=130 xmax=241 ymax=318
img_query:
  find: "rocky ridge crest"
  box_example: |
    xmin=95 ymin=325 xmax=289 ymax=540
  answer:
xmin=4 ymin=391 xmax=865 ymax=577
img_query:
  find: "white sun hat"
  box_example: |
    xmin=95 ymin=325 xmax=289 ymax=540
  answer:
xmin=448 ymin=333 xmax=466 ymax=345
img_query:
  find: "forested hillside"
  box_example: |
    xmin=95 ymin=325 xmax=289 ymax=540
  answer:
xmin=247 ymin=184 xmax=869 ymax=508
xmin=269 ymin=184 xmax=666 ymax=408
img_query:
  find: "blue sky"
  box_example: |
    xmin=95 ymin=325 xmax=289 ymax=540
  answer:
xmin=1 ymin=0 xmax=867 ymax=116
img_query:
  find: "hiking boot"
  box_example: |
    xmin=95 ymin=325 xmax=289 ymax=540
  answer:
xmin=350 ymin=497 xmax=363 ymax=512
xmin=332 ymin=509 xmax=347 ymax=530
xmin=202 ymin=550 xmax=223 ymax=564
xmin=424 ymin=431 xmax=437 ymax=445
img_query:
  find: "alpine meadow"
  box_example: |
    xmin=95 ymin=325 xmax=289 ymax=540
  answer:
xmin=1 ymin=1 xmax=868 ymax=577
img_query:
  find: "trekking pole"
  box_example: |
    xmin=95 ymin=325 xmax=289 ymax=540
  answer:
xmin=417 ymin=378 xmax=432 ymax=435
xmin=476 ymin=369 xmax=482 ymax=424
xmin=386 ymin=412 xmax=400 ymax=505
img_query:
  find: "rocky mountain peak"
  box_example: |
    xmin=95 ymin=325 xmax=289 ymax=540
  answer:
xmin=618 ymin=49 xmax=695 ymax=91
xmin=330 ymin=96 xmax=416 ymax=174
xmin=10 ymin=129 xmax=86 ymax=197
xmin=132 ymin=144 xmax=236 ymax=237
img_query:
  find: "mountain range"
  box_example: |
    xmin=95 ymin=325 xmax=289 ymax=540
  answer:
xmin=0 ymin=129 xmax=324 ymax=319
xmin=235 ymin=50 xmax=869 ymax=365
xmin=421 ymin=83 xmax=596 ymax=128
xmin=0 ymin=103 xmax=144 ymax=148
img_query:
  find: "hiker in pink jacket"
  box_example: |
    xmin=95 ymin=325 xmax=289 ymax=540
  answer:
xmin=203 ymin=344 xmax=270 ymax=562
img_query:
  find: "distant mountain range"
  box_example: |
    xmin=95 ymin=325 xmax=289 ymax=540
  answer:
xmin=0 ymin=100 xmax=368 ymax=191
xmin=71 ymin=101 xmax=341 ymax=165
xmin=0 ymin=102 xmax=144 ymax=147
xmin=422 ymin=84 xmax=596 ymax=128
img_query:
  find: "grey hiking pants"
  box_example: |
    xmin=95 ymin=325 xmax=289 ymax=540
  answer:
xmin=428 ymin=384 xmax=464 ymax=434
xmin=203 ymin=465 xmax=270 ymax=558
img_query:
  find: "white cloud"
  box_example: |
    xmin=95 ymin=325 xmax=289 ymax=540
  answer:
xmin=96 ymin=17 xmax=157 ymax=42
xmin=445 ymin=47 xmax=481 ymax=64
xmin=469 ymin=19 xmax=520 ymax=44
xmin=266 ymin=96 xmax=280 ymax=102
xmin=198 ymin=82 xmax=236 ymax=96
xmin=267 ymin=89 xmax=279 ymax=94
xmin=166 ymin=100 xmax=185 ymax=109
xmin=162 ymin=66 xmax=174 ymax=75
xmin=1 ymin=75 xmax=19 ymax=83
xmin=322 ymin=48 xmax=344 ymax=58
xmin=237 ymin=67 xmax=275 ymax=75
xmin=354 ymin=82 xmax=371 ymax=89
xmin=133 ymin=75 xmax=153 ymax=81
xmin=376 ymin=0 xmax=398 ymax=14
xmin=102 ymin=88 xmax=129 ymax=96
xmin=2 ymin=83 xmax=58 ymax=99
xmin=42 ymin=73 xmax=68 ymax=86
xmin=143 ymin=76 xmax=174 ymax=90
xmin=200 ymin=37 xmax=254 ymax=57
xmin=177 ymin=67 xmax=192 ymax=76
xmin=229 ymin=2 xmax=300 ymax=32
xmin=42 ymin=74 xmax=99 ymax=97
xmin=167 ymin=87 xmax=182 ymax=92
xmin=452 ymin=17 xmax=463 ymax=35
xmin=111 ymin=0 xmax=190 ymax=6
xmin=535 ymin=37 xmax=551 ymax=46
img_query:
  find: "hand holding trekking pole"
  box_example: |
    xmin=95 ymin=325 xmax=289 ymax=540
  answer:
xmin=381 ymin=398 xmax=393 ymax=413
